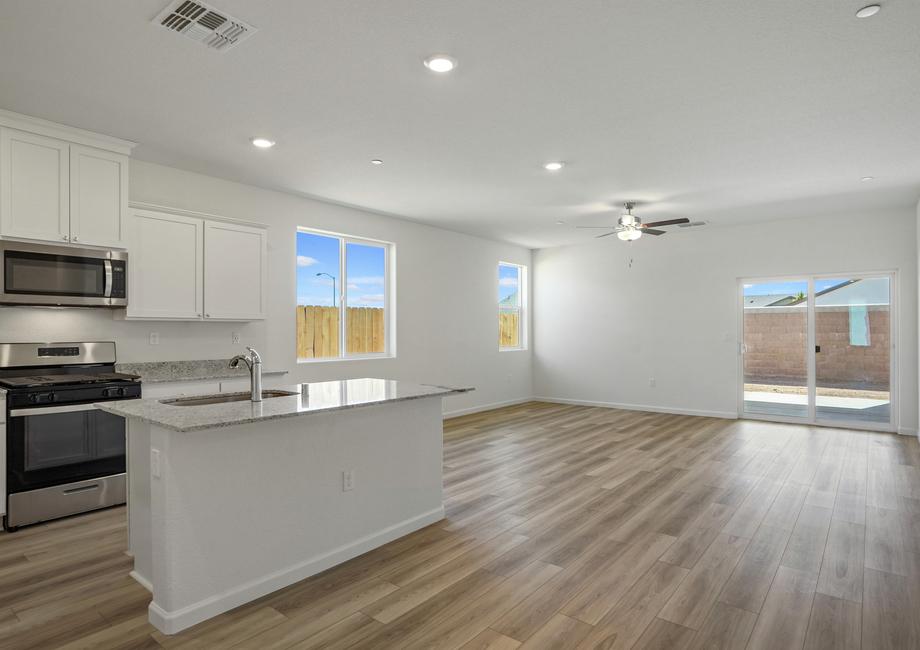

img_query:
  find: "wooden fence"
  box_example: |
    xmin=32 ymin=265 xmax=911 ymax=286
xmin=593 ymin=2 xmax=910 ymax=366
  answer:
xmin=296 ymin=305 xmax=385 ymax=358
xmin=500 ymin=311 xmax=520 ymax=348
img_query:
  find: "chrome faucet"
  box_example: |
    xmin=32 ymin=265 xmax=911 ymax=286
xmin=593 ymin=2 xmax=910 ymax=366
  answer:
xmin=229 ymin=346 xmax=263 ymax=402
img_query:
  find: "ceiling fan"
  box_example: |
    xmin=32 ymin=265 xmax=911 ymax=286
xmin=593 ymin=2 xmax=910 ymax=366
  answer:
xmin=577 ymin=202 xmax=690 ymax=241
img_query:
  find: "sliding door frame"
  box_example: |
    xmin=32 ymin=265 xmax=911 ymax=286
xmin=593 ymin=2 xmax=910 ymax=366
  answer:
xmin=737 ymin=270 xmax=897 ymax=433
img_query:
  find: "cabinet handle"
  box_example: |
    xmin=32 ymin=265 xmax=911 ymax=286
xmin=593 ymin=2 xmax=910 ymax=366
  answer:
xmin=72 ymin=236 xmax=78 ymax=242
xmin=62 ymin=235 xmax=69 ymax=241
xmin=197 ymin=313 xmax=202 ymax=318
xmin=205 ymin=314 xmax=210 ymax=318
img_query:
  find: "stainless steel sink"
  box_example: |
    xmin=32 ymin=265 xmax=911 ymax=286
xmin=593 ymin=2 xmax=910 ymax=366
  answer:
xmin=160 ymin=390 xmax=298 ymax=406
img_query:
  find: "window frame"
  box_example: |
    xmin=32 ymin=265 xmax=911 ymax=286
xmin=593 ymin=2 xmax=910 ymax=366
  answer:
xmin=296 ymin=227 xmax=395 ymax=363
xmin=498 ymin=261 xmax=527 ymax=351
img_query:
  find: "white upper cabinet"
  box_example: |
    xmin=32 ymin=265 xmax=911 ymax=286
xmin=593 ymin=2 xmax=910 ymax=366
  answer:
xmin=125 ymin=206 xmax=267 ymax=321
xmin=70 ymin=145 xmax=129 ymax=247
xmin=0 ymin=110 xmax=135 ymax=248
xmin=203 ymin=221 xmax=267 ymax=320
xmin=0 ymin=129 xmax=70 ymax=243
xmin=127 ymin=209 xmax=204 ymax=320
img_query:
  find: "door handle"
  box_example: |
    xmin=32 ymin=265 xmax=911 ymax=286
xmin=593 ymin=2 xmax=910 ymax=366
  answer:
xmin=63 ymin=484 xmax=100 ymax=495
xmin=103 ymin=260 xmax=113 ymax=298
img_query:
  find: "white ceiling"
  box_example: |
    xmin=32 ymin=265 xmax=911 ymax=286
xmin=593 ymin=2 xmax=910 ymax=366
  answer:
xmin=1 ymin=0 xmax=918 ymax=248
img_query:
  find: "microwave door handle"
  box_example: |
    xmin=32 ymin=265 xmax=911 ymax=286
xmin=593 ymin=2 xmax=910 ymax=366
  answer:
xmin=103 ymin=259 xmax=113 ymax=298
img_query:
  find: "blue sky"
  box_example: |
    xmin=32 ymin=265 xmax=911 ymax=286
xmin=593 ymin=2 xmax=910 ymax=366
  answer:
xmin=743 ymin=278 xmax=846 ymax=297
xmin=499 ymin=264 xmax=520 ymax=305
xmin=296 ymin=232 xmax=385 ymax=307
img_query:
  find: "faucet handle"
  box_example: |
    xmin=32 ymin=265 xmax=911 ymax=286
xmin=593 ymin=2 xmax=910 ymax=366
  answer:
xmin=246 ymin=346 xmax=263 ymax=363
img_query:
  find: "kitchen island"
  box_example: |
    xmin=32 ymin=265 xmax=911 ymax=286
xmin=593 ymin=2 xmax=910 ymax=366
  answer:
xmin=96 ymin=378 xmax=470 ymax=634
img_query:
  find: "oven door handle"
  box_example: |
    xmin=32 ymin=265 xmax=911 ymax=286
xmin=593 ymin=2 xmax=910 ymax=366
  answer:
xmin=103 ymin=259 xmax=113 ymax=298
xmin=10 ymin=403 xmax=101 ymax=417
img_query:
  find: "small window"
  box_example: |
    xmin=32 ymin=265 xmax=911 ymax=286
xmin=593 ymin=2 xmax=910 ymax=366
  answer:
xmin=499 ymin=262 xmax=526 ymax=350
xmin=296 ymin=228 xmax=392 ymax=360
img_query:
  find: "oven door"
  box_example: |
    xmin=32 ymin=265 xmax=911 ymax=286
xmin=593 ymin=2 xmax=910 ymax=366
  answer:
xmin=7 ymin=402 xmax=127 ymax=494
xmin=0 ymin=241 xmax=127 ymax=307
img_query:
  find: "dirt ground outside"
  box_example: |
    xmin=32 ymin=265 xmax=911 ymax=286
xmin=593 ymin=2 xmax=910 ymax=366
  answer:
xmin=744 ymin=383 xmax=890 ymax=400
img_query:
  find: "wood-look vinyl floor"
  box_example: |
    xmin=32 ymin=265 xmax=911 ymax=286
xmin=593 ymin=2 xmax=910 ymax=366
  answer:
xmin=1 ymin=402 xmax=919 ymax=649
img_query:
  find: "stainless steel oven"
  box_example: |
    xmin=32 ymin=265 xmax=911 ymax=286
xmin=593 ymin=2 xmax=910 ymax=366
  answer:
xmin=0 ymin=241 xmax=127 ymax=307
xmin=0 ymin=342 xmax=140 ymax=530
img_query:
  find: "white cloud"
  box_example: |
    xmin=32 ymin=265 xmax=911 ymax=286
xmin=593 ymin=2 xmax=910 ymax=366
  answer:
xmin=499 ymin=277 xmax=519 ymax=287
xmin=297 ymin=256 xmax=319 ymax=267
xmin=313 ymin=277 xmax=334 ymax=287
xmin=297 ymin=296 xmax=333 ymax=306
xmin=359 ymin=294 xmax=385 ymax=303
xmin=347 ymin=283 xmax=360 ymax=290
xmin=348 ymin=276 xmax=384 ymax=285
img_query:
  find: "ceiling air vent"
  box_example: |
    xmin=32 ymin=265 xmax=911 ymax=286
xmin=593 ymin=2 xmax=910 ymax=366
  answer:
xmin=154 ymin=0 xmax=256 ymax=51
xmin=678 ymin=221 xmax=707 ymax=228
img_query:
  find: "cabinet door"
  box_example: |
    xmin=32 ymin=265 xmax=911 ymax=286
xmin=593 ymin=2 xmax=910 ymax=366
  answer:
xmin=70 ymin=145 xmax=128 ymax=247
xmin=127 ymin=210 xmax=204 ymax=319
xmin=203 ymin=221 xmax=267 ymax=320
xmin=0 ymin=128 xmax=70 ymax=243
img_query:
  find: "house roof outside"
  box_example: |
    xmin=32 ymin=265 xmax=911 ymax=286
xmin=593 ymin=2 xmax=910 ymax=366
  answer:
xmin=744 ymin=278 xmax=890 ymax=310
xmin=500 ymin=291 xmax=519 ymax=308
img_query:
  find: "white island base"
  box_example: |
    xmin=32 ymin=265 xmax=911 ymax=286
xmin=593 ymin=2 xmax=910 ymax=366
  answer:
xmin=125 ymin=392 xmax=448 ymax=634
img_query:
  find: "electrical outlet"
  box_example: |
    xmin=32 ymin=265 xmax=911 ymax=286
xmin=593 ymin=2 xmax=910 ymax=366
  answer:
xmin=342 ymin=469 xmax=355 ymax=492
xmin=231 ymin=331 xmax=241 ymax=345
xmin=649 ymin=377 xmax=656 ymax=388
xmin=151 ymin=449 xmax=161 ymax=479
xmin=149 ymin=332 xmax=160 ymax=345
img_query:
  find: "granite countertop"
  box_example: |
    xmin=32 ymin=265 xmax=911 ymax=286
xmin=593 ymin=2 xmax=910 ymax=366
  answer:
xmin=115 ymin=359 xmax=288 ymax=384
xmin=95 ymin=378 xmax=473 ymax=432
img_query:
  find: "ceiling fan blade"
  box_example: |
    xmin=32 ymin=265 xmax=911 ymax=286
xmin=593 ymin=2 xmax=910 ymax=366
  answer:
xmin=642 ymin=228 xmax=666 ymax=236
xmin=596 ymin=231 xmax=618 ymax=238
xmin=576 ymin=226 xmax=616 ymax=229
xmin=642 ymin=218 xmax=690 ymax=228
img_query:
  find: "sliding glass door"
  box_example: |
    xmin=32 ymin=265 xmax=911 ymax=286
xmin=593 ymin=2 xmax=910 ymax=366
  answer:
xmin=742 ymin=279 xmax=810 ymax=418
xmin=741 ymin=273 xmax=894 ymax=430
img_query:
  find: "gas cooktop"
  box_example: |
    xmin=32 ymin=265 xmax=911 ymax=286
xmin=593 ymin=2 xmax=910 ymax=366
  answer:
xmin=0 ymin=372 xmax=140 ymax=390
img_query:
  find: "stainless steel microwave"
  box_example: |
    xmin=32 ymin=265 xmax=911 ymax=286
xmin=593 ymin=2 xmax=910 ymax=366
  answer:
xmin=0 ymin=241 xmax=127 ymax=307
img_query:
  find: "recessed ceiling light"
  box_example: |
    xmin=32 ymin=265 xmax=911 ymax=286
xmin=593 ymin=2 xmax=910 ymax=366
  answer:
xmin=861 ymin=176 xmax=875 ymax=181
xmin=423 ymin=55 xmax=457 ymax=73
xmin=855 ymin=4 xmax=881 ymax=18
xmin=544 ymin=161 xmax=565 ymax=171
xmin=251 ymin=137 xmax=275 ymax=149
xmin=371 ymin=159 xmax=384 ymax=165
xmin=556 ymin=220 xmax=566 ymax=225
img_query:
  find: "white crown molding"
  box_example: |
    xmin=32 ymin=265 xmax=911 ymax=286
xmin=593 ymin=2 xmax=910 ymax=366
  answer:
xmin=128 ymin=201 xmax=268 ymax=230
xmin=0 ymin=107 xmax=136 ymax=155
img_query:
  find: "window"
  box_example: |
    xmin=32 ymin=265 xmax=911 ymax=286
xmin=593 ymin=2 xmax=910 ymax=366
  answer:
xmin=296 ymin=228 xmax=392 ymax=360
xmin=499 ymin=262 xmax=526 ymax=350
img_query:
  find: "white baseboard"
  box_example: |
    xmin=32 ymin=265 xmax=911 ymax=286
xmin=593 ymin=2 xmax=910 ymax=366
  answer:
xmin=533 ymin=396 xmax=738 ymax=420
xmin=897 ymin=426 xmax=918 ymax=437
xmin=130 ymin=570 xmax=153 ymax=593
xmin=443 ymin=397 xmax=533 ymax=419
xmin=148 ymin=505 xmax=445 ymax=635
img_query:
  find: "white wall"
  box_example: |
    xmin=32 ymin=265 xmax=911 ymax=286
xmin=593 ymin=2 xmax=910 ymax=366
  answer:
xmin=0 ymin=160 xmax=533 ymax=416
xmin=533 ymin=209 xmax=918 ymax=433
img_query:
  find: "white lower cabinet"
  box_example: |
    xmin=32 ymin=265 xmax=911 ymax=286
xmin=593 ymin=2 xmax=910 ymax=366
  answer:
xmin=126 ymin=207 xmax=267 ymax=321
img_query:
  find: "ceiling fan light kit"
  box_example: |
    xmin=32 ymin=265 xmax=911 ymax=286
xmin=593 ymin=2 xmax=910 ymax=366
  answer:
xmin=578 ymin=201 xmax=691 ymax=243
